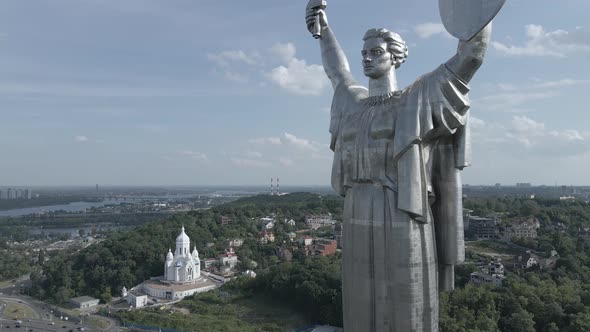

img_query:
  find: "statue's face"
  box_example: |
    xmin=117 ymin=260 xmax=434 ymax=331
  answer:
xmin=362 ymin=37 xmax=393 ymax=79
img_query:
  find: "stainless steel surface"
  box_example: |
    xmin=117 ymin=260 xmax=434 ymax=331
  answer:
xmin=439 ymin=0 xmax=505 ymax=40
xmin=306 ymin=2 xmax=500 ymax=331
xmin=306 ymin=0 xmax=327 ymax=39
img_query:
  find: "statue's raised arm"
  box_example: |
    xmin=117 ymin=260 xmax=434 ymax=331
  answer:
xmin=441 ymin=0 xmax=505 ymax=82
xmin=305 ymin=1 xmax=355 ymax=90
xmin=445 ymin=24 xmax=491 ymax=84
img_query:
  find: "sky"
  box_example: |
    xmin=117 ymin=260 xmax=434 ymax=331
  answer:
xmin=1 ymin=0 xmax=589 ymax=187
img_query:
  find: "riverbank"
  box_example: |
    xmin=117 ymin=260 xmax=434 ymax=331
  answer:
xmin=0 ymin=197 xmax=100 ymax=212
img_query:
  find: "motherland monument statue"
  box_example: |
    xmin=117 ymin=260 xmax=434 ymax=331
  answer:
xmin=306 ymin=0 xmax=506 ymax=330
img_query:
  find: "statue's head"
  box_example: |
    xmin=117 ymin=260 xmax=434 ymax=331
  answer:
xmin=362 ymin=28 xmax=408 ymax=79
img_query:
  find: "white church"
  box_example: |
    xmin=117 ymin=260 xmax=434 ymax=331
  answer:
xmin=164 ymin=226 xmax=201 ymax=282
xmin=140 ymin=226 xmax=217 ymax=300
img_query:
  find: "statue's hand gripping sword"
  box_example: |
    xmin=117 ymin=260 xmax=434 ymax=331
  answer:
xmin=307 ymin=0 xmax=327 ymax=39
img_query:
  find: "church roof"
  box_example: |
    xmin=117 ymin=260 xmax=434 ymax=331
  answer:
xmin=176 ymin=226 xmax=190 ymax=243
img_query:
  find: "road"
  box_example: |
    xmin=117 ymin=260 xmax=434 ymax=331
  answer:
xmin=0 ymin=278 xmax=119 ymax=332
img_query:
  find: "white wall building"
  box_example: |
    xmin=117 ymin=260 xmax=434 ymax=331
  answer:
xmin=164 ymin=226 xmax=201 ymax=283
xmin=219 ymin=247 xmax=238 ymax=268
xmin=305 ymin=214 xmax=335 ymax=230
xmin=141 ymin=227 xmax=219 ymax=300
xmin=127 ymin=291 xmax=148 ymax=308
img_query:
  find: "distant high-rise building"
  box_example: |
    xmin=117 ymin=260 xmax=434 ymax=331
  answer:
xmin=516 ymin=183 xmax=532 ymax=188
xmin=7 ymin=188 xmax=16 ymax=200
xmin=96 ymin=184 xmax=99 ymax=193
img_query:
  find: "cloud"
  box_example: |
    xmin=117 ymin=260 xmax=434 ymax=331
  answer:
xmin=268 ymin=55 xmax=328 ymax=96
xmin=206 ymin=50 xmax=258 ymax=67
xmin=470 ymin=116 xmax=485 ymax=130
xmin=283 ymin=132 xmax=320 ymax=151
xmin=230 ymin=157 xmax=272 ymax=168
xmin=207 ymin=43 xmax=328 ymax=96
xmin=278 ymin=157 xmax=294 ymax=167
xmin=75 ymin=135 xmax=89 ymax=142
xmin=471 ymin=115 xmax=590 ymax=157
xmin=414 ymin=23 xmax=452 ymax=39
xmin=531 ymin=78 xmax=590 ymax=89
xmin=249 ymin=137 xmax=282 ymax=145
xmin=270 ymin=43 xmax=297 ymax=63
xmin=477 ymin=77 xmax=590 ymax=113
xmin=492 ymin=25 xmax=590 ymax=57
xmin=476 ymin=91 xmax=560 ymax=112
xmin=0 ymin=82 xmax=201 ymax=98
xmin=176 ymin=150 xmax=209 ymax=162
xmin=244 ymin=150 xmax=263 ymax=158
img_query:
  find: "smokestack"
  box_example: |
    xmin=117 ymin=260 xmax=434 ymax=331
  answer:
xmin=270 ymin=177 xmax=274 ymax=195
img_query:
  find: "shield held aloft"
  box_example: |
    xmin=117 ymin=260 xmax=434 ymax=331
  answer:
xmin=439 ymin=0 xmax=506 ymax=41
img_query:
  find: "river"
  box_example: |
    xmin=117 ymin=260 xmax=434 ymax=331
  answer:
xmin=0 ymin=194 xmax=203 ymax=218
xmin=0 ymin=201 xmax=122 ymax=217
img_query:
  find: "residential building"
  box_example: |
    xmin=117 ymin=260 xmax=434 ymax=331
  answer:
xmin=314 ymin=239 xmax=337 ymax=256
xmin=219 ymin=216 xmax=232 ymax=226
xmin=515 ymin=250 xmax=559 ymax=270
xmin=469 ymin=216 xmax=498 ymax=239
xmin=470 ymin=258 xmax=505 ymax=287
xmin=127 ymin=291 xmax=148 ymax=308
xmin=70 ymin=296 xmax=100 ymax=309
xmin=306 ymin=213 xmax=335 ymax=230
xmin=203 ymin=258 xmax=217 ymax=269
xmin=298 ymin=236 xmax=313 ymax=246
xmin=227 ymin=238 xmax=244 ymax=247
xmin=514 ymin=251 xmax=539 ymax=270
xmin=334 ymin=223 xmax=343 ymax=249
xmin=257 ymin=230 xmax=275 ymax=244
xmin=219 ymin=247 xmax=238 ymax=268
xmin=508 ymin=218 xmax=540 ymax=239
xmin=260 ymin=216 xmax=275 ymax=224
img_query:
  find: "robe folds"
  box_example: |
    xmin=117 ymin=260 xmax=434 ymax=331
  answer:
xmin=330 ymin=64 xmax=470 ymax=331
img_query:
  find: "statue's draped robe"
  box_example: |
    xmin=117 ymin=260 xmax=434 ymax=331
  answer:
xmin=330 ymin=65 xmax=469 ymax=332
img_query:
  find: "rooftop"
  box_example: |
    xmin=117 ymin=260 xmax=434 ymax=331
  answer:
xmin=70 ymin=296 xmax=98 ymax=303
xmin=144 ymin=277 xmax=217 ymax=291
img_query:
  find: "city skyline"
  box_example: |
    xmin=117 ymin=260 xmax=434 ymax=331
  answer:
xmin=1 ymin=0 xmax=589 ymax=186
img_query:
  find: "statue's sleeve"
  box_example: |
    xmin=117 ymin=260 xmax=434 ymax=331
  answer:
xmin=329 ymin=80 xmax=367 ymax=196
xmin=394 ymin=65 xmax=470 ymax=290
xmin=429 ymin=65 xmax=470 ymax=291
xmin=395 ymin=65 xmax=470 ymax=221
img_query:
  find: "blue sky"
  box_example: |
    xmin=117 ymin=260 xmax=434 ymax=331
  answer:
xmin=1 ymin=0 xmax=589 ymax=186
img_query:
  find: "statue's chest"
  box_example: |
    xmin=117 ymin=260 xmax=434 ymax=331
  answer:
xmin=341 ymin=103 xmax=396 ymax=148
xmin=339 ymin=103 xmax=397 ymax=179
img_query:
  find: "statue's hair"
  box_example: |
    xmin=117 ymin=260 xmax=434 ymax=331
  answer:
xmin=363 ymin=28 xmax=409 ymax=68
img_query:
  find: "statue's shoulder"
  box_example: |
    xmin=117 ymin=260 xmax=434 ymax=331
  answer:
xmin=399 ymin=65 xmax=467 ymax=98
xmin=334 ymin=79 xmax=368 ymax=105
